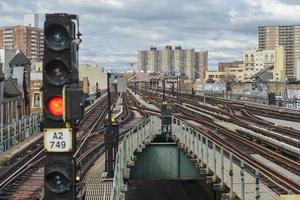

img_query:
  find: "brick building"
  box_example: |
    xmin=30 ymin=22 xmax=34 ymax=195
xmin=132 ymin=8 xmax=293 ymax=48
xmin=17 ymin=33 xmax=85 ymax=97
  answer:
xmin=258 ymin=25 xmax=300 ymax=80
xmin=0 ymin=14 xmax=43 ymax=61
xmin=30 ymin=74 xmax=42 ymax=113
xmin=218 ymin=61 xmax=243 ymax=72
xmin=0 ymin=50 xmax=32 ymax=125
xmin=0 ymin=26 xmax=44 ymax=61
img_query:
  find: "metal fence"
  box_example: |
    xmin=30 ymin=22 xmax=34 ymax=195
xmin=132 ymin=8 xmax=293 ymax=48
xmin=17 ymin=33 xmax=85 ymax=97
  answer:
xmin=172 ymin=117 xmax=284 ymax=200
xmin=0 ymin=113 xmax=42 ymax=153
xmin=109 ymin=114 xmax=290 ymax=199
xmin=153 ymin=87 xmax=300 ymax=109
xmin=196 ymin=90 xmax=269 ymax=104
xmin=110 ymin=116 xmax=160 ymax=200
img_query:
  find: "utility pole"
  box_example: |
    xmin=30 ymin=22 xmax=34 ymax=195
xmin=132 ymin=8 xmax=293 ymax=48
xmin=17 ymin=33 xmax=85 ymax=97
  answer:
xmin=107 ymin=73 xmax=112 ymax=127
xmin=162 ymin=78 xmax=166 ymax=102
xmin=156 ymin=78 xmax=159 ymax=98
xmin=177 ymin=75 xmax=179 ymax=103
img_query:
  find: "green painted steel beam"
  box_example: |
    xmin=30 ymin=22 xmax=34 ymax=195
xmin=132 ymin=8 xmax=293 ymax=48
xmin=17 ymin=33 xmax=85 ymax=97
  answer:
xmin=130 ymin=143 xmax=201 ymax=179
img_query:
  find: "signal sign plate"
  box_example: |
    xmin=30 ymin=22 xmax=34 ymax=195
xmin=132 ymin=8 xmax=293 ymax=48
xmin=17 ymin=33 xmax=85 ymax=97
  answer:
xmin=44 ymin=128 xmax=72 ymax=152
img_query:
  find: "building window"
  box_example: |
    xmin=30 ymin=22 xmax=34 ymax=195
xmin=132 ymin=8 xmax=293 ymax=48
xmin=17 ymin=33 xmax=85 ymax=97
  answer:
xmin=265 ymin=55 xmax=268 ymax=60
xmin=33 ymin=93 xmax=41 ymax=108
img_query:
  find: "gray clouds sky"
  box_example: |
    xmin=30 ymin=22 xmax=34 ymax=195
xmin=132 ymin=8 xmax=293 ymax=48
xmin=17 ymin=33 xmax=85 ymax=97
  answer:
xmin=1 ymin=0 xmax=300 ymax=71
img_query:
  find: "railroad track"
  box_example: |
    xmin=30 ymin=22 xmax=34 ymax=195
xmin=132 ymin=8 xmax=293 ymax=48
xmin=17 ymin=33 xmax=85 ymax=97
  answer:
xmin=140 ymin=89 xmax=300 ymax=195
xmin=0 ymin=149 xmax=45 ymax=199
xmin=142 ymin=90 xmax=300 ymax=154
xmin=178 ymin=101 xmax=300 ymax=159
xmin=74 ymin=94 xmax=117 ymax=179
xmin=0 ymin=94 xmax=112 ymax=199
xmin=145 ymin=88 xmax=300 ymax=122
xmin=175 ymin=110 xmax=300 ymax=194
xmin=178 ymin=91 xmax=300 ymax=122
xmin=68 ymin=90 xmax=152 ymax=195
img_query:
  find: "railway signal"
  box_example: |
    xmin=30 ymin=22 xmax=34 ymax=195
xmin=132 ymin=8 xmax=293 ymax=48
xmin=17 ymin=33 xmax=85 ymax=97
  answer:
xmin=159 ymin=78 xmax=172 ymax=142
xmin=42 ymin=13 xmax=83 ymax=199
xmin=105 ymin=72 xmax=119 ymax=178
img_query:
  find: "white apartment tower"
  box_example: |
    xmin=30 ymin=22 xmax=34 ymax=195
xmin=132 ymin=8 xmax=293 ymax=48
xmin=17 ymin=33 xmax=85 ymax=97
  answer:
xmin=174 ymin=46 xmax=185 ymax=74
xmin=138 ymin=50 xmax=148 ymax=72
xmin=24 ymin=14 xmax=39 ymax=28
xmin=147 ymin=47 xmax=161 ymax=73
xmin=138 ymin=46 xmax=208 ymax=81
xmin=185 ymin=49 xmax=195 ymax=81
xmin=161 ymin=45 xmax=174 ymax=74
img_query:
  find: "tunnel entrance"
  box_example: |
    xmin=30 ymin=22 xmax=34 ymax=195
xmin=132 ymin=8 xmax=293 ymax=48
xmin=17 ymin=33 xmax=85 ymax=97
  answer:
xmin=125 ymin=143 xmax=222 ymax=200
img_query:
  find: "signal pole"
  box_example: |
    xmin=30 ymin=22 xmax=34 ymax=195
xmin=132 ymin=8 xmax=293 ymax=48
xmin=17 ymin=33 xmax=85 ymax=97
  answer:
xmin=162 ymin=78 xmax=166 ymax=102
xmin=177 ymin=75 xmax=179 ymax=103
xmin=172 ymin=82 xmax=175 ymax=97
xmin=105 ymin=72 xmax=119 ymax=178
xmin=107 ymin=73 xmax=112 ymax=127
xmin=160 ymin=78 xmax=172 ymax=142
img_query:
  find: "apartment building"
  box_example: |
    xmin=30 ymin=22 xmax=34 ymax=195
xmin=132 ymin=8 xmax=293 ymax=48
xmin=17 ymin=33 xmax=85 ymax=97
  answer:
xmin=161 ymin=45 xmax=174 ymax=74
xmin=218 ymin=61 xmax=243 ymax=72
xmin=138 ymin=50 xmax=148 ymax=72
xmin=138 ymin=46 xmax=208 ymax=82
xmin=207 ymin=47 xmax=285 ymax=83
xmin=195 ymin=50 xmax=208 ymax=80
xmin=0 ymin=14 xmax=44 ymax=61
xmin=185 ymin=48 xmax=195 ymax=82
xmin=258 ymin=25 xmax=300 ymax=80
xmin=174 ymin=46 xmax=185 ymax=74
xmin=243 ymin=46 xmax=285 ymax=81
xmin=147 ymin=47 xmax=162 ymax=72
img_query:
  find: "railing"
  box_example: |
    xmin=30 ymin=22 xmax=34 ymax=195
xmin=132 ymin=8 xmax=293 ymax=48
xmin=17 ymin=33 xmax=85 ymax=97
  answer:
xmin=150 ymin=87 xmax=269 ymax=104
xmin=110 ymin=116 xmax=160 ymax=200
xmin=153 ymin=87 xmax=300 ymax=109
xmin=0 ymin=113 xmax=42 ymax=152
xmin=109 ymin=114 xmax=285 ymax=199
xmin=172 ymin=117 xmax=281 ymax=200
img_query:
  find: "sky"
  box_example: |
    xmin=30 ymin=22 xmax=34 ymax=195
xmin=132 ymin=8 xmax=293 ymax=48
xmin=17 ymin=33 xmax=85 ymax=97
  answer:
xmin=1 ymin=0 xmax=300 ymax=72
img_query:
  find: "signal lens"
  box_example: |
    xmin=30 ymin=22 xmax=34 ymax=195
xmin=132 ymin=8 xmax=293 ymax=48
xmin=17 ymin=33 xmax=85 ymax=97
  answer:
xmin=45 ymin=171 xmax=70 ymax=193
xmin=45 ymin=59 xmax=71 ymax=86
xmin=45 ymin=24 xmax=70 ymax=51
xmin=47 ymin=96 xmax=64 ymax=117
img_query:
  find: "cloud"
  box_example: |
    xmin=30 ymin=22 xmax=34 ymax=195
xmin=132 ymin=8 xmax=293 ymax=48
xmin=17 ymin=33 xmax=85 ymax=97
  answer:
xmin=0 ymin=0 xmax=299 ymax=71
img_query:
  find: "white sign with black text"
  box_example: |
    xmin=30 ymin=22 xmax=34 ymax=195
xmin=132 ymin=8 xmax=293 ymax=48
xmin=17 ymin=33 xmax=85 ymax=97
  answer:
xmin=44 ymin=128 xmax=72 ymax=152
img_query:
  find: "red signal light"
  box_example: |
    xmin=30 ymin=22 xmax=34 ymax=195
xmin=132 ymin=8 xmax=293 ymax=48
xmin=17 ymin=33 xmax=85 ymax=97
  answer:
xmin=47 ymin=96 xmax=64 ymax=117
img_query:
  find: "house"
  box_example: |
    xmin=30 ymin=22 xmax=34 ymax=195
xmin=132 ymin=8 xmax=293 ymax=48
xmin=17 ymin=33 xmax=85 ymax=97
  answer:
xmin=9 ymin=50 xmax=31 ymax=115
xmin=0 ymin=50 xmax=31 ymax=125
xmin=30 ymin=71 xmax=42 ymax=113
